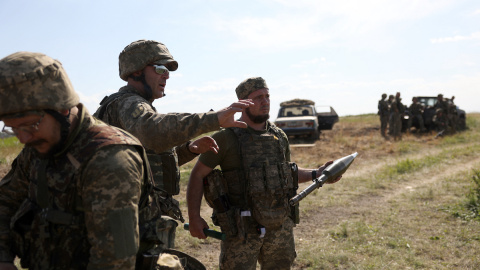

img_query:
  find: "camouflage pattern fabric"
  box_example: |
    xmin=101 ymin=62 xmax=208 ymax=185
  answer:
xmin=94 ymin=85 xmax=219 ymax=154
xmin=198 ymin=122 xmax=297 ymax=269
xmin=119 ymin=40 xmax=178 ymax=81
xmin=0 ymin=106 xmax=147 ymax=269
xmin=219 ymin=219 xmax=296 ymax=270
xmin=235 ymin=77 xmax=268 ymax=99
xmin=0 ymin=51 xmax=79 ymax=117
xmin=93 ymin=85 xmax=220 ymax=224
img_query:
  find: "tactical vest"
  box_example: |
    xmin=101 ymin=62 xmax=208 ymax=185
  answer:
xmin=204 ymin=123 xmax=298 ymax=237
xmin=95 ymin=91 xmax=181 ymax=196
xmin=10 ymin=120 xmax=156 ymax=269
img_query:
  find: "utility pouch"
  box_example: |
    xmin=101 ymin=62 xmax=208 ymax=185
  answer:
xmin=155 ymin=190 xmax=184 ymax=222
xmin=155 ymin=216 xmax=178 ymax=249
xmin=203 ymin=169 xmax=228 ymax=209
xmin=10 ymin=198 xmax=37 ymax=268
xmin=147 ymin=151 xmax=180 ymax=196
xmin=289 ymin=162 xmax=300 ymax=224
xmin=212 ymin=207 xmax=238 ymax=237
xmin=160 ymin=151 xmax=180 ymax=195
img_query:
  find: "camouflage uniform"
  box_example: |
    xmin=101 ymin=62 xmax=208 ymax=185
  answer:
xmin=377 ymin=94 xmax=389 ymax=137
xmin=200 ymin=124 xmax=296 ymax=270
xmin=434 ymin=95 xmax=450 ymax=132
xmin=94 ymin=40 xmax=222 ymax=225
xmin=0 ymin=52 xmax=183 ymax=270
xmin=391 ymin=96 xmax=403 ymax=140
xmin=197 ymin=77 xmax=297 ymax=270
xmin=408 ymin=99 xmax=425 ymax=132
xmin=387 ymin=95 xmax=395 ymax=135
xmin=0 ymin=106 xmax=149 ymax=269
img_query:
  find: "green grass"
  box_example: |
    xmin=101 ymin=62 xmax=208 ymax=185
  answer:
xmin=0 ymin=136 xmax=23 ymax=165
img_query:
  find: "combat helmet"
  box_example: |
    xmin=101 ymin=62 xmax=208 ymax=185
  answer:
xmin=119 ymin=39 xmax=178 ymax=81
xmin=0 ymin=51 xmax=79 ymax=118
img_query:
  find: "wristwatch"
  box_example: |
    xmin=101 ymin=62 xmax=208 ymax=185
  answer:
xmin=312 ymin=169 xmax=317 ymax=180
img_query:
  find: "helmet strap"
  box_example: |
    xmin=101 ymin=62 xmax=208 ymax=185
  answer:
xmin=131 ymin=73 xmax=153 ymax=101
xmin=44 ymin=109 xmax=71 ymax=156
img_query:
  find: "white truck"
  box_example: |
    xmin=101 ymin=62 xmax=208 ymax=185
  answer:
xmin=274 ymin=99 xmax=338 ymax=140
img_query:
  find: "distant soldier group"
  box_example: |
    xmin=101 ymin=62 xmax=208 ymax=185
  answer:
xmin=378 ymin=92 xmax=405 ymax=140
xmin=432 ymin=94 xmax=460 ymax=134
xmin=378 ymin=93 xmax=461 ymax=140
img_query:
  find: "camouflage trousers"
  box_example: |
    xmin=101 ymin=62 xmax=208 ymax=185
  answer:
xmin=380 ymin=114 xmax=389 ymax=136
xmin=219 ymin=218 xmax=296 ymax=270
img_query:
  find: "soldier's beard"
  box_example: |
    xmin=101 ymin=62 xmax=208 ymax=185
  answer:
xmin=27 ymin=140 xmax=63 ymax=159
xmin=246 ymin=108 xmax=270 ymax=124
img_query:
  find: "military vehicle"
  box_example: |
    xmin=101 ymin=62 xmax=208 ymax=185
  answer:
xmin=402 ymin=96 xmax=466 ymax=132
xmin=274 ymin=99 xmax=339 ymax=140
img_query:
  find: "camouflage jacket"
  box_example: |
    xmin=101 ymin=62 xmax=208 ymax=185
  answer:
xmin=94 ymin=85 xmax=222 ymax=199
xmin=0 ymin=105 xmax=149 ymax=270
xmin=409 ymin=102 xmax=424 ymax=115
xmin=378 ymin=99 xmax=389 ymax=116
xmin=94 ymin=85 xmax=220 ymax=154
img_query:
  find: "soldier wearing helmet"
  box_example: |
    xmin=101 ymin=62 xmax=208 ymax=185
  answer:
xmin=0 ymin=52 xmax=167 ymax=269
xmin=93 ymin=40 xmax=253 ymax=249
xmin=186 ymin=77 xmax=342 ymax=270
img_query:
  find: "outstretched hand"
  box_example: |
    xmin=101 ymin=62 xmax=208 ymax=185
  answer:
xmin=216 ymin=100 xmax=253 ymax=128
xmin=189 ymin=136 xmax=219 ymax=154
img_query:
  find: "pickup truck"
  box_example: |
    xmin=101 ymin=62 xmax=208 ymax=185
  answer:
xmin=274 ymin=99 xmax=339 ymax=139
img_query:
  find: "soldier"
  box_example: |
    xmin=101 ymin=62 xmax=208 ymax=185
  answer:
xmin=93 ymin=40 xmax=253 ymax=249
xmin=0 ymin=52 xmax=181 ymax=269
xmin=447 ymin=96 xmax=458 ymax=132
xmin=186 ymin=77 xmax=342 ymax=270
xmin=432 ymin=108 xmax=448 ymax=132
xmin=378 ymin=93 xmax=389 ymax=137
xmin=408 ymin=97 xmax=426 ymax=133
xmin=387 ymin=94 xmax=395 ymax=135
xmin=391 ymin=92 xmax=403 ymax=140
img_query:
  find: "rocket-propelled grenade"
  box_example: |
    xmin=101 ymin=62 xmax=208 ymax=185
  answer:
xmin=289 ymin=152 xmax=358 ymax=206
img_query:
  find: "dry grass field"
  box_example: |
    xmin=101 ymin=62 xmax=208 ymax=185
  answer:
xmin=2 ymin=113 xmax=479 ymax=269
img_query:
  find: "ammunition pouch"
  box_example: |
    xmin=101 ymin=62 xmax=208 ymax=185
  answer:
xmin=289 ymin=162 xmax=300 ymax=225
xmin=138 ymin=215 xmax=178 ymax=256
xmin=147 ymin=151 xmax=180 ymax=196
xmin=154 ymin=188 xmax=184 ymax=222
xmin=247 ymin=162 xmax=295 ymax=229
xmin=10 ymin=199 xmax=37 ymax=268
xmin=203 ymin=170 xmax=238 ymax=238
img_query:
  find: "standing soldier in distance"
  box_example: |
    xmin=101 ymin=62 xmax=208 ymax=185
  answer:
xmin=387 ymin=94 xmax=395 ymax=135
xmin=0 ymin=52 xmax=177 ymax=269
xmin=378 ymin=93 xmax=389 ymax=137
xmin=186 ymin=77 xmax=342 ymax=270
xmin=94 ymin=39 xmax=252 ymax=250
xmin=391 ymin=92 xmax=403 ymax=140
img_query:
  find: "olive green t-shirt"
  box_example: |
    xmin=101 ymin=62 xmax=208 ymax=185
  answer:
xmin=199 ymin=123 xmax=291 ymax=171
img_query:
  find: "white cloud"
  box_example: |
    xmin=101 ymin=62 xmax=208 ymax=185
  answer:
xmin=211 ymin=0 xmax=456 ymax=51
xmin=430 ymin=31 xmax=480 ymax=43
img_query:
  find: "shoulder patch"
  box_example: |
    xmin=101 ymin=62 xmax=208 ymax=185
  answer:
xmin=131 ymin=105 xmax=145 ymax=119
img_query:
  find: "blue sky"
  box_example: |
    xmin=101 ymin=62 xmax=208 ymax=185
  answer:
xmin=1 ymin=0 xmax=479 ymax=120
